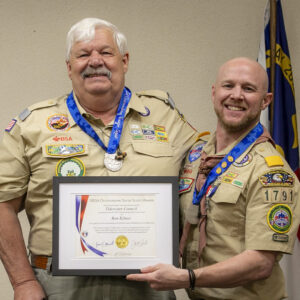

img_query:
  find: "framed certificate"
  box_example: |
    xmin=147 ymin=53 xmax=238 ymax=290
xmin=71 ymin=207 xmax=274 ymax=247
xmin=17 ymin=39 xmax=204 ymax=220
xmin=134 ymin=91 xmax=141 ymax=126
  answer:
xmin=52 ymin=176 xmax=179 ymax=276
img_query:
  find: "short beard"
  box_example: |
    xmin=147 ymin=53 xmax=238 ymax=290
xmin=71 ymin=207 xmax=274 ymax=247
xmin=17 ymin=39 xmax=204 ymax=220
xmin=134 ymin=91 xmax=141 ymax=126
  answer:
xmin=215 ymin=109 xmax=259 ymax=133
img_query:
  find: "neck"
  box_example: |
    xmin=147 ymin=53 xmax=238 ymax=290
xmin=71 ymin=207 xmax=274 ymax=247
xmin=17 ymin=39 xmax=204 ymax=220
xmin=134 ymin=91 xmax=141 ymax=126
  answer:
xmin=215 ymin=123 xmax=251 ymax=153
xmin=75 ymin=90 xmax=123 ymax=125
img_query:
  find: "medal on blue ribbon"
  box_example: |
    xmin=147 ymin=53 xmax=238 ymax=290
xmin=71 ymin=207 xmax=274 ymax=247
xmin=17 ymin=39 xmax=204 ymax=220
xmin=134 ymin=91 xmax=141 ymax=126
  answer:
xmin=66 ymin=87 xmax=131 ymax=171
xmin=193 ymin=123 xmax=264 ymax=205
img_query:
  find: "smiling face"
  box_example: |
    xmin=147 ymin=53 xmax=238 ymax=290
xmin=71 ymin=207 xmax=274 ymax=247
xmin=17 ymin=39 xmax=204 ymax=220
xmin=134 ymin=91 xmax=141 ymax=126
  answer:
xmin=212 ymin=58 xmax=272 ymax=134
xmin=66 ymin=27 xmax=129 ymax=102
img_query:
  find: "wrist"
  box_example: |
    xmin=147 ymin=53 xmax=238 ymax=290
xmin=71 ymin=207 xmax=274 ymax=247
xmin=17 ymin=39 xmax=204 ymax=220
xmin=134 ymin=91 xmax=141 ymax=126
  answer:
xmin=187 ymin=268 xmax=196 ymax=290
xmin=13 ymin=278 xmax=37 ymax=290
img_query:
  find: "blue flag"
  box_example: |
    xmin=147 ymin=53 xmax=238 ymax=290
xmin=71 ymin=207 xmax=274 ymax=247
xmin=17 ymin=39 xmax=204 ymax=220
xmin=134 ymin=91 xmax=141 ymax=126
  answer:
xmin=260 ymin=0 xmax=300 ymax=181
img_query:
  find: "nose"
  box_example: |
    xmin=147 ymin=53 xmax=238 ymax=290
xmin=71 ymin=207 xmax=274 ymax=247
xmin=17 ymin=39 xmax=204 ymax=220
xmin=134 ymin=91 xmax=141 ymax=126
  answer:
xmin=88 ymin=51 xmax=104 ymax=67
xmin=230 ymin=86 xmax=244 ymax=100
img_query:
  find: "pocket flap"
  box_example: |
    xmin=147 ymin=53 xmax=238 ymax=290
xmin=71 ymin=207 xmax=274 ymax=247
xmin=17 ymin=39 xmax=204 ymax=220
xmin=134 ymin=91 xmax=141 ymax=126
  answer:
xmin=132 ymin=140 xmax=173 ymax=157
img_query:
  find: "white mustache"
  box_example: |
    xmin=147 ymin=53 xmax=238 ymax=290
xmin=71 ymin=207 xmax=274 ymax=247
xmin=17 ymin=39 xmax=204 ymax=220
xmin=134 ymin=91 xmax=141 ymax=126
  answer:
xmin=81 ymin=67 xmax=112 ymax=79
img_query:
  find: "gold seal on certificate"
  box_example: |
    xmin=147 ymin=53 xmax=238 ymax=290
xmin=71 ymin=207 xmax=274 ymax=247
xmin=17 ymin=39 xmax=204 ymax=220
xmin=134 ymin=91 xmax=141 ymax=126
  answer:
xmin=116 ymin=235 xmax=129 ymax=248
xmin=104 ymin=152 xmax=122 ymax=171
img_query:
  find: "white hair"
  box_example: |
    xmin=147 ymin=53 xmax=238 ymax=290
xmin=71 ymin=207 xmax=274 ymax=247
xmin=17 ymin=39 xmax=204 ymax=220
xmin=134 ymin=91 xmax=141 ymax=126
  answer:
xmin=66 ymin=18 xmax=128 ymax=61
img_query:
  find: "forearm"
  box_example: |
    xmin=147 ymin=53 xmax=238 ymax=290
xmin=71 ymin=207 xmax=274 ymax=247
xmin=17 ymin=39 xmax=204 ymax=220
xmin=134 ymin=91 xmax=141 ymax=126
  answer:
xmin=193 ymin=250 xmax=276 ymax=288
xmin=0 ymin=199 xmax=36 ymax=288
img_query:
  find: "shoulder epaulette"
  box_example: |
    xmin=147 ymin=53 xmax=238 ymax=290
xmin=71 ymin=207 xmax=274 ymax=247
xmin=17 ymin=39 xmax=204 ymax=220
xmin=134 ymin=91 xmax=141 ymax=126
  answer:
xmin=255 ymin=144 xmax=285 ymax=167
xmin=18 ymin=98 xmax=59 ymax=122
xmin=196 ymin=131 xmax=210 ymax=142
xmin=136 ymin=90 xmax=175 ymax=109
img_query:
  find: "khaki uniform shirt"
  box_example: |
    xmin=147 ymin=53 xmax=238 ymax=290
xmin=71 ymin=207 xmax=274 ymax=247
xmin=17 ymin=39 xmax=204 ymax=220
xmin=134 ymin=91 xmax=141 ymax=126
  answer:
xmin=0 ymin=90 xmax=197 ymax=256
xmin=180 ymin=130 xmax=300 ymax=300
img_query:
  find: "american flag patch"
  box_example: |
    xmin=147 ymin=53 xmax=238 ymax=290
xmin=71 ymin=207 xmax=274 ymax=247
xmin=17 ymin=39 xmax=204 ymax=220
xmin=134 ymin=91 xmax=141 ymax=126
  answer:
xmin=5 ymin=119 xmax=17 ymax=132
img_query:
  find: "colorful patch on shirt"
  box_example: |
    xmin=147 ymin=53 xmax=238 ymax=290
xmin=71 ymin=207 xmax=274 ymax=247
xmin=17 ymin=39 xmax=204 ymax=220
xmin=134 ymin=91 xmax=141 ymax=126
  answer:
xmin=52 ymin=136 xmax=73 ymax=142
xmin=232 ymin=179 xmax=244 ymax=188
xmin=139 ymin=106 xmax=150 ymax=116
xmin=47 ymin=114 xmax=70 ymax=131
xmin=46 ymin=144 xmax=85 ymax=156
xmin=130 ymin=125 xmax=144 ymax=140
xmin=142 ymin=124 xmax=154 ymax=130
xmin=142 ymin=129 xmax=155 ymax=135
xmin=267 ymin=204 xmax=292 ymax=233
xmin=179 ymin=177 xmax=194 ymax=194
xmin=5 ymin=119 xmax=17 ymax=132
xmin=155 ymin=130 xmax=168 ymax=142
xmin=188 ymin=142 xmax=206 ymax=162
xmin=154 ymin=125 xmax=165 ymax=132
xmin=233 ymin=153 xmax=253 ymax=167
xmin=56 ymin=157 xmax=85 ymax=176
xmin=259 ymin=170 xmax=294 ymax=187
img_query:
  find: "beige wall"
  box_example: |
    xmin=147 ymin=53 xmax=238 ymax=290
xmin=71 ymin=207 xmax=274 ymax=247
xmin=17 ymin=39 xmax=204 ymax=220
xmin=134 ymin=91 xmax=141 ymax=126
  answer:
xmin=0 ymin=0 xmax=299 ymax=299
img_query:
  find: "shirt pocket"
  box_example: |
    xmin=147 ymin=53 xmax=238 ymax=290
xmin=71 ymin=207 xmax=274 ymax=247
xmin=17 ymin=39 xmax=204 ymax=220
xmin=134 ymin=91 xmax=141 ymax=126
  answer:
xmin=207 ymin=183 xmax=245 ymax=236
xmin=131 ymin=140 xmax=174 ymax=157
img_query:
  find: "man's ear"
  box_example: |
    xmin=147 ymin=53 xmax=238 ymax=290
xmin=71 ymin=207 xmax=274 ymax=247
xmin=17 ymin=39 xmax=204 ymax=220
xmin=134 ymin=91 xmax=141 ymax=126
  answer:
xmin=66 ymin=60 xmax=72 ymax=79
xmin=261 ymin=92 xmax=273 ymax=110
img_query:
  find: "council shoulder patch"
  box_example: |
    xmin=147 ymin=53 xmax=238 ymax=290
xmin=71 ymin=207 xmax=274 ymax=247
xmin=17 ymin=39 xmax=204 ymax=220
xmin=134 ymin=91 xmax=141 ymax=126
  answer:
xmin=56 ymin=157 xmax=85 ymax=176
xmin=259 ymin=170 xmax=294 ymax=187
xmin=188 ymin=142 xmax=206 ymax=162
xmin=267 ymin=204 xmax=292 ymax=234
xmin=46 ymin=144 xmax=85 ymax=156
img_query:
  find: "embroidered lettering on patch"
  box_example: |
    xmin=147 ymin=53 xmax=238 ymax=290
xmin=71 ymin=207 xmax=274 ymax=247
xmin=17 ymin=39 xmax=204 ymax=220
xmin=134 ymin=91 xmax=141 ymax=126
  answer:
xmin=56 ymin=157 xmax=85 ymax=176
xmin=47 ymin=114 xmax=70 ymax=131
xmin=52 ymin=136 xmax=73 ymax=142
xmin=179 ymin=177 xmax=194 ymax=194
xmin=267 ymin=204 xmax=292 ymax=233
xmin=46 ymin=144 xmax=85 ymax=156
xmin=259 ymin=170 xmax=294 ymax=187
xmin=5 ymin=119 xmax=17 ymax=132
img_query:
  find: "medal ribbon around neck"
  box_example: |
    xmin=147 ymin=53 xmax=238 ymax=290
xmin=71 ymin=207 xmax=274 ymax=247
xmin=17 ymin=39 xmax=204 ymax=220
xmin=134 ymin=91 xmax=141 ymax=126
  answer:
xmin=66 ymin=87 xmax=131 ymax=155
xmin=193 ymin=122 xmax=264 ymax=205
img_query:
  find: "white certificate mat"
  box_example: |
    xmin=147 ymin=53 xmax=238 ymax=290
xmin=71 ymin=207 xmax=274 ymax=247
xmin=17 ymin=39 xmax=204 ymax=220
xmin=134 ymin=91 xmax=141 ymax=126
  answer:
xmin=52 ymin=176 xmax=179 ymax=275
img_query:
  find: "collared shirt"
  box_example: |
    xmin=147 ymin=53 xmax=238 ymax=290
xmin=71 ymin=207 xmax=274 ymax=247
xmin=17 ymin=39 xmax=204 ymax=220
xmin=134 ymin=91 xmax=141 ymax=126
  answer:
xmin=0 ymin=90 xmax=198 ymax=255
xmin=180 ymin=130 xmax=300 ymax=300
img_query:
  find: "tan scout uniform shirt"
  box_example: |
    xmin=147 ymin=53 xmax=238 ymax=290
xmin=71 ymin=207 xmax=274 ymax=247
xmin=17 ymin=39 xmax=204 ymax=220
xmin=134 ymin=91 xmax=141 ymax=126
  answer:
xmin=0 ymin=90 xmax=197 ymax=256
xmin=180 ymin=130 xmax=300 ymax=300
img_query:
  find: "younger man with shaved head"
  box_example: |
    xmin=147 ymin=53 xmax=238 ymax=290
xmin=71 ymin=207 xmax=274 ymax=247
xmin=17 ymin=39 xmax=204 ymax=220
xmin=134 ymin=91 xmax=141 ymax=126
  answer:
xmin=127 ymin=57 xmax=300 ymax=300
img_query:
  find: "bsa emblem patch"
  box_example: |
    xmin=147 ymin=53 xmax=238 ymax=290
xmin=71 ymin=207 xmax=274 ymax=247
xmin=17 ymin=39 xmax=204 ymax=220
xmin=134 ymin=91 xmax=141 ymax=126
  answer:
xmin=179 ymin=177 xmax=194 ymax=194
xmin=47 ymin=114 xmax=70 ymax=131
xmin=56 ymin=157 xmax=85 ymax=176
xmin=233 ymin=154 xmax=253 ymax=167
xmin=188 ymin=142 xmax=206 ymax=162
xmin=5 ymin=119 xmax=17 ymax=132
xmin=267 ymin=204 xmax=292 ymax=233
xmin=259 ymin=170 xmax=294 ymax=187
xmin=46 ymin=144 xmax=85 ymax=156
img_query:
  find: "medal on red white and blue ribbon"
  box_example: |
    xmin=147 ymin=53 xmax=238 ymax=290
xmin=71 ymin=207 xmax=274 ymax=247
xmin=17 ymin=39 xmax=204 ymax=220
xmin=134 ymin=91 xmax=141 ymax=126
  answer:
xmin=67 ymin=87 xmax=131 ymax=171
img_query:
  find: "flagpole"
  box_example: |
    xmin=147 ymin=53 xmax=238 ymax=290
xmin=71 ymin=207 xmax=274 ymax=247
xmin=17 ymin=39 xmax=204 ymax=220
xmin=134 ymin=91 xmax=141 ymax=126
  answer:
xmin=269 ymin=0 xmax=276 ymax=135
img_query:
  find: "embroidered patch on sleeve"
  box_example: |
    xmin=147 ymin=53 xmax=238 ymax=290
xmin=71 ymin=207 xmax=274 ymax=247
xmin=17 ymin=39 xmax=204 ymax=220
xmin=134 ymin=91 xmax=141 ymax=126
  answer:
xmin=267 ymin=204 xmax=292 ymax=233
xmin=263 ymin=188 xmax=294 ymax=204
xmin=264 ymin=155 xmax=284 ymax=167
xmin=259 ymin=170 xmax=294 ymax=187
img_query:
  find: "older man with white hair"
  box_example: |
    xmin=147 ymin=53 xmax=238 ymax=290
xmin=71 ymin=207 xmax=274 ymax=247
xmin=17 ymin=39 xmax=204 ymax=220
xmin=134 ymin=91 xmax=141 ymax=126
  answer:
xmin=0 ymin=18 xmax=198 ymax=300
